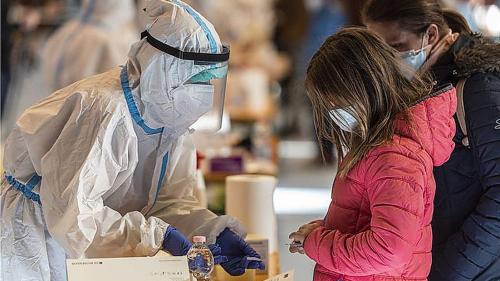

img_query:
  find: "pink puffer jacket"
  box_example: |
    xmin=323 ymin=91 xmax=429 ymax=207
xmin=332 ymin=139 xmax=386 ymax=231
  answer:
xmin=304 ymin=86 xmax=457 ymax=281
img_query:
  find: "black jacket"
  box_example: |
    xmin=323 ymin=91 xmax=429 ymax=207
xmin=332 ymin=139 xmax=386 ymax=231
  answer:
xmin=429 ymin=34 xmax=500 ymax=281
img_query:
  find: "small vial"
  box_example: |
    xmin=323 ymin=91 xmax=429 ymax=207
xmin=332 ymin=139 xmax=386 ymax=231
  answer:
xmin=187 ymin=236 xmax=214 ymax=281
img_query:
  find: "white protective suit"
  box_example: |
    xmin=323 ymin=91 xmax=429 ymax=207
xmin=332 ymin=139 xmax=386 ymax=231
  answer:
xmin=41 ymin=0 xmax=138 ymax=92
xmin=0 ymin=1 xmax=244 ymax=280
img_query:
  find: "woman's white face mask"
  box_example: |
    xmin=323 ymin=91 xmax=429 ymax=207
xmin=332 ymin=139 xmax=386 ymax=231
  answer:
xmin=400 ymin=33 xmax=432 ymax=72
xmin=329 ymin=106 xmax=358 ymax=132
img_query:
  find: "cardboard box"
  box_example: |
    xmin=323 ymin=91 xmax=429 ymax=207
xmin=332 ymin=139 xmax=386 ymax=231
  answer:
xmin=66 ymin=255 xmax=190 ymax=281
xmin=214 ymin=266 xmax=256 ymax=281
xmin=245 ymin=234 xmax=269 ymax=276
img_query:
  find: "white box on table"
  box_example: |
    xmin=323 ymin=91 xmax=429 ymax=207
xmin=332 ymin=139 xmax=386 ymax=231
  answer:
xmin=66 ymin=255 xmax=190 ymax=281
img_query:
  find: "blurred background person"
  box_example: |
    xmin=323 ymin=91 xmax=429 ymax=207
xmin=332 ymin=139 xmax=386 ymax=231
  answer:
xmin=1 ymin=0 xmax=13 ymax=114
xmin=275 ymin=0 xmax=346 ymax=163
xmin=442 ymin=0 xmax=500 ymax=38
xmin=273 ymin=0 xmax=310 ymax=139
xmin=442 ymin=0 xmax=481 ymax=31
xmin=364 ymin=0 xmax=500 ymax=280
xmin=338 ymin=0 xmax=368 ymax=25
xmin=41 ymin=0 xmax=138 ymax=93
xmin=1 ymin=0 xmax=138 ymax=139
xmin=1 ymin=0 xmax=65 ymax=128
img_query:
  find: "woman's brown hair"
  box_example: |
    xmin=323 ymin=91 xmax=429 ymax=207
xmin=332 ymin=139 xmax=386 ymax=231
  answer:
xmin=305 ymin=27 xmax=433 ymax=177
xmin=442 ymin=8 xmax=472 ymax=34
xmin=362 ymin=0 xmax=471 ymax=35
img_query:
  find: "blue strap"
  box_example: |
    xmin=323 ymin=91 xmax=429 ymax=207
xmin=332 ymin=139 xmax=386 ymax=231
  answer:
xmin=171 ymin=0 xmax=217 ymax=53
xmin=120 ymin=67 xmax=164 ymax=135
xmin=5 ymin=173 xmax=42 ymax=205
xmin=153 ymin=152 xmax=169 ymax=208
xmin=156 ymin=153 xmax=169 ymax=199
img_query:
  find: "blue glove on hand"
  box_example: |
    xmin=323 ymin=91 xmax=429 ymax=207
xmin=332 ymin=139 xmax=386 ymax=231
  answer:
xmin=216 ymin=228 xmax=265 ymax=276
xmin=163 ymin=226 xmax=192 ymax=256
xmin=208 ymin=244 xmax=229 ymax=264
xmin=163 ymin=227 xmax=229 ymax=263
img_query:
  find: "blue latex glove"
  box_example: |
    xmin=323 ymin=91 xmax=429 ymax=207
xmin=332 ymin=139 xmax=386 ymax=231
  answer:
xmin=163 ymin=227 xmax=229 ymax=263
xmin=208 ymin=244 xmax=229 ymax=264
xmin=189 ymin=244 xmax=228 ymax=273
xmin=216 ymin=228 xmax=265 ymax=276
xmin=163 ymin=226 xmax=192 ymax=256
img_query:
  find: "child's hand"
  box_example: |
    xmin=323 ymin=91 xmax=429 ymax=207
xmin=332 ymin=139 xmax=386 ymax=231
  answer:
xmin=288 ymin=222 xmax=322 ymax=254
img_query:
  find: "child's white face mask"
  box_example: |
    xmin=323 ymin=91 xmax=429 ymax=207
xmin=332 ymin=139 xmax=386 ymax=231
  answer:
xmin=329 ymin=106 xmax=358 ymax=132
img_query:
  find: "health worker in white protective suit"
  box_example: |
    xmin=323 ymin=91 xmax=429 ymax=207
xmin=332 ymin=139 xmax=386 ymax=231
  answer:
xmin=42 ymin=0 xmax=138 ymax=93
xmin=0 ymin=1 xmax=264 ymax=280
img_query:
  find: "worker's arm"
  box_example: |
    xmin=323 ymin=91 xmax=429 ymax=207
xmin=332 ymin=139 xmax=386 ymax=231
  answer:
xmin=147 ymin=134 xmax=246 ymax=244
xmin=18 ymin=91 xmax=169 ymax=258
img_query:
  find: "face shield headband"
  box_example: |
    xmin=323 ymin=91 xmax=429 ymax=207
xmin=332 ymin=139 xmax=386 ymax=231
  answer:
xmin=140 ymin=30 xmax=230 ymax=63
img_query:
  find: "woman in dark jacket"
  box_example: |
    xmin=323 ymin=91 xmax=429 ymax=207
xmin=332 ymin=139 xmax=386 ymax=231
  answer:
xmin=363 ymin=1 xmax=500 ymax=280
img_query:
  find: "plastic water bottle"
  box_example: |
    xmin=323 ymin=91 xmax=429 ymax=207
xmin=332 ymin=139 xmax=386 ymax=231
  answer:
xmin=187 ymin=236 xmax=214 ymax=280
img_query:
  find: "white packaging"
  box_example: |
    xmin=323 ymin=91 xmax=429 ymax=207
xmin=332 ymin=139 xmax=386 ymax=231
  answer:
xmin=66 ymin=256 xmax=190 ymax=281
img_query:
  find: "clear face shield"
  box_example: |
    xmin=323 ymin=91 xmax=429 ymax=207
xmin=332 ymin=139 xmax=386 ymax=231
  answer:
xmin=141 ymin=30 xmax=230 ymax=132
xmin=187 ymin=61 xmax=228 ymax=132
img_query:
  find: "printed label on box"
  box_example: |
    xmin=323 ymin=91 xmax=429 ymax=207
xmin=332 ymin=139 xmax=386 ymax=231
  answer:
xmin=66 ymin=256 xmax=190 ymax=281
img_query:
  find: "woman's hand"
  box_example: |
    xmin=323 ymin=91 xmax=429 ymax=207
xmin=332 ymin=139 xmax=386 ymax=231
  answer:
xmin=288 ymin=222 xmax=322 ymax=254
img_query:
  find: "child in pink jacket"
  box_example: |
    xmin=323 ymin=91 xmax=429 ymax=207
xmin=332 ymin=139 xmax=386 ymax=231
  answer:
xmin=289 ymin=27 xmax=456 ymax=281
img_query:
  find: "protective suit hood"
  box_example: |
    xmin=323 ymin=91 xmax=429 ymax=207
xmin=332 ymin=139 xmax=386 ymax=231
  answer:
xmin=126 ymin=0 xmax=227 ymax=137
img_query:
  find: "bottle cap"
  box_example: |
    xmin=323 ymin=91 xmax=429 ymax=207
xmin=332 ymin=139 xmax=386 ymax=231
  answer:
xmin=193 ymin=236 xmax=206 ymax=243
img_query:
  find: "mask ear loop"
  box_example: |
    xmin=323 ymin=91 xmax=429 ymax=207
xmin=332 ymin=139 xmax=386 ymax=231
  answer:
xmin=419 ymin=28 xmax=433 ymax=67
xmin=419 ymin=31 xmax=429 ymax=53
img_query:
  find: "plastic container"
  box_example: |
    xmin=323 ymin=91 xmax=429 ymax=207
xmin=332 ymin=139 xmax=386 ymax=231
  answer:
xmin=187 ymin=236 xmax=214 ymax=281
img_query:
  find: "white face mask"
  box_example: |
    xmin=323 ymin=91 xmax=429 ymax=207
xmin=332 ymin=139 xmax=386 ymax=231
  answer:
xmin=167 ymin=84 xmax=214 ymax=133
xmin=400 ymin=34 xmax=432 ymax=73
xmin=329 ymin=106 xmax=358 ymax=132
